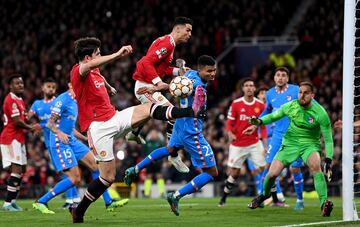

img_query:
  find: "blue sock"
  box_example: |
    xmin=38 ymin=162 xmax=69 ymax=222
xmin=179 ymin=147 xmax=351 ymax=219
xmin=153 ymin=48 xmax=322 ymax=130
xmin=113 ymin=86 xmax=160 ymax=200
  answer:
xmin=91 ymin=170 xmax=112 ymax=205
xmin=275 ymin=177 xmax=282 ymax=193
xmin=71 ymin=186 xmax=79 ymax=200
xmin=136 ymin=147 xmax=170 ymax=171
xmin=38 ymin=177 xmax=74 ymax=204
xmin=293 ymin=171 xmax=304 ymax=200
xmin=254 ymin=171 xmax=263 ymax=195
xmin=260 ymin=168 xmax=269 ymax=194
xmin=62 ymin=175 xmax=73 ymax=200
xmin=176 ymin=172 xmax=213 ymax=198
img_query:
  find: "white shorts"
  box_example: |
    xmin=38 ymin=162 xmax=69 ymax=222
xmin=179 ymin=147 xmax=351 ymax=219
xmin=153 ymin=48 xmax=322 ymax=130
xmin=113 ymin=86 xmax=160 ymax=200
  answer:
xmin=88 ymin=108 xmax=134 ymax=161
xmin=1 ymin=140 xmax=27 ymax=168
xmin=134 ymin=80 xmax=169 ymax=105
xmin=227 ymin=141 xmax=266 ymax=169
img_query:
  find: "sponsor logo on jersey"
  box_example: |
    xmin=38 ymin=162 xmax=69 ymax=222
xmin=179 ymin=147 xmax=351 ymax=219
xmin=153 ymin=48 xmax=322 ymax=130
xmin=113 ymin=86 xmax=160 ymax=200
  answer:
xmin=287 ymin=96 xmax=292 ymax=101
xmin=94 ymin=80 xmax=105 ymax=88
xmin=155 ymin=48 xmax=167 ymax=59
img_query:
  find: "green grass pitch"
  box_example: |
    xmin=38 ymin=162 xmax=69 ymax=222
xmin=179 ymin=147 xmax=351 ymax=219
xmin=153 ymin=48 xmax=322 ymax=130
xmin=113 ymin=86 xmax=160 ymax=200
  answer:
xmin=0 ymin=197 xmax=359 ymax=227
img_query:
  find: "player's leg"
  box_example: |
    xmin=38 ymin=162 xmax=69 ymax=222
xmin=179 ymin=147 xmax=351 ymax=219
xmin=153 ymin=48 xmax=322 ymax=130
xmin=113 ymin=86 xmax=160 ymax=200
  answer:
xmin=290 ymin=158 xmax=304 ymax=210
xmin=76 ymin=142 xmax=128 ymax=211
xmin=1 ymin=141 xmax=27 ymax=211
xmin=303 ymin=150 xmax=333 ymax=216
xmin=262 ymin=135 xmax=286 ymax=206
xmin=219 ymin=144 xmax=247 ymax=207
xmin=62 ymin=174 xmax=79 ymax=208
xmin=167 ymin=135 xmax=217 ymax=216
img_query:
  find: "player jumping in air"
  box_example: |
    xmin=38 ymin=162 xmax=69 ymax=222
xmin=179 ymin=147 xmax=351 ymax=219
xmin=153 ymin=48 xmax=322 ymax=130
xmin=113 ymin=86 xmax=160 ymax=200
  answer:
xmin=124 ymin=55 xmax=217 ymax=216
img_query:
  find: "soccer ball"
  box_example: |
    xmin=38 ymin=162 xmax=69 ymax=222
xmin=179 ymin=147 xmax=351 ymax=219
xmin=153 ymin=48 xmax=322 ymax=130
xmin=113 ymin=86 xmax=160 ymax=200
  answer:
xmin=169 ymin=76 xmax=193 ymax=98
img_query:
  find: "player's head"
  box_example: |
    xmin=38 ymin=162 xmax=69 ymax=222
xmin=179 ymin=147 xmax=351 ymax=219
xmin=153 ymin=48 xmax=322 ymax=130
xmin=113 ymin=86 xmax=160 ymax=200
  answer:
xmin=197 ymin=55 xmax=217 ymax=81
xmin=42 ymin=77 xmax=57 ymax=99
xmin=256 ymin=86 xmax=268 ymax=103
xmin=298 ymin=81 xmax=315 ymax=107
xmin=74 ymin=37 xmax=101 ymax=62
xmin=274 ymin=67 xmax=290 ymax=88
xmin=171 ymin=17 xmax=193 ymax=44
xmin=8 ymin=74 xmax=24 ymax=95
xmin=241 ymin=77 xmax=256 ymax=98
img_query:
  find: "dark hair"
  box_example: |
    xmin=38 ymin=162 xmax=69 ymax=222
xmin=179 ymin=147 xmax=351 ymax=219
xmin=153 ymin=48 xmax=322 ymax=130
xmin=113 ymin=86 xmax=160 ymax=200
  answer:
xmin=300 ymin=81 xmax=315 ymax=92
xmin=256 ymin=86 xmax=268 ymax=96
xmin=275 ymin=66 xmax=290 ymax=76
xmin=8 ymin=74 xmax=22 ymax=85
xmin=240 ymin=77 xmax=254 ymax=87
xmin=173 ymin=17 xmax=193 ymax=27
xmin=43 ymin=77 xmax=56 ymax=84
xmin=198 ymin=55 xmax=216 ymax=68
xmin=74 ymin=37 xmax=101 ymax=61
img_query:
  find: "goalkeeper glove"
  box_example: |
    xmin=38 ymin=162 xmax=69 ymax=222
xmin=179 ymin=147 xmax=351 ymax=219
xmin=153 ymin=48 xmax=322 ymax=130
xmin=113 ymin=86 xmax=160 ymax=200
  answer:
xmin=323 ymin=158 xmax=332 ymax=182
xmin=249 ymin=116 xmax=262 ymax=126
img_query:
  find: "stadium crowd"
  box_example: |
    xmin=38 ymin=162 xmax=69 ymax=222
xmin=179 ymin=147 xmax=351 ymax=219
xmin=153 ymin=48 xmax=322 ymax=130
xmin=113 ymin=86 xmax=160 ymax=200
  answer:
xmin=0 ymin=0 xmax=345 ymax=197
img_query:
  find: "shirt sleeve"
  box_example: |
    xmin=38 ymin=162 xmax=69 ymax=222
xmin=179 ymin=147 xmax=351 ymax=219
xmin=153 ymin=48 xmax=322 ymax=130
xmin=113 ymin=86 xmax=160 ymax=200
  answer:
xmin=29 ymin=101 xmax=37 ymax=115
xmin=260 ymin=102 xmax=288 ymax=125
xmin=226 ymin=102 xmax=236 ymax=131
xmin=260 ymin=92 xmax=272 ymax=117
xmin=141 ymin=38 xmax=175 ymax=82
xmin=6 ymin=98 xmax=20 ymax=118
xmin=319 ymin=108 xmax=334 ymax=159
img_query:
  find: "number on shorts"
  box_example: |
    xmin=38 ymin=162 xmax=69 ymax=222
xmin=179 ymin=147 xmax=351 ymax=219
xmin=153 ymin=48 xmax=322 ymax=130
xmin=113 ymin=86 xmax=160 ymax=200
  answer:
xmin=63 ymin=148 xmax=72 ymax=159
xmin=203 ymin=145 xmax=212 ymax=157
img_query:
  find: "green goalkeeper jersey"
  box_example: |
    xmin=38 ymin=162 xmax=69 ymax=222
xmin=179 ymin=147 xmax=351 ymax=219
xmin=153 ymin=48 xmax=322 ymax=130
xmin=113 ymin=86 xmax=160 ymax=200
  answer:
xmin=260 ymin=100 xmax=334 ymax=159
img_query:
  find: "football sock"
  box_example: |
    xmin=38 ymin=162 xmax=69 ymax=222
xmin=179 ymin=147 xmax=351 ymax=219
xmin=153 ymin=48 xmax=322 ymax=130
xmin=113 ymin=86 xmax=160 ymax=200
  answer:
xmin=275 ymin=177 xmax=282 ymax=193
xmin=175 ymin=172 xmax=213 ymax=198
xmin=293 ymin=171 xmax=304 ymax=200
xmin=38 ymin=177 xmax=73 ymax=204
xmin=5 ymin=173 xmax=22 ymax=203
xmin=262 ymin=175 xmax=275 ymax=198
xmin=136 ymin=147 xmax=169 ymax=172
xmin=223 ymin=175 xmax=236 ymax=198
xmin=62 ymin=175 xmax=73 ymax=200
xmin=260 ymin=168 xmax=269 ymax=194
xmin=254 ymin=171 xmax=263 ymax=195
xmin=144 ymin=179 xmax=152 ymax=197
xmin=91 ymin=170 xmax=112 ymax=205
xmin=157 ymin=178 xmax=165 ymax=197
xmin=76 ymin=176 xmax=111 ymax=217
xmin=133 ymin=126 xmax=144 ymax=137
xmin=313 ymin=172 xmax=327 ymax=206
xmin=150 ymin=104 xmax=194 ymax=120
xmin=71 ymin=187 xmax=80 ymax=202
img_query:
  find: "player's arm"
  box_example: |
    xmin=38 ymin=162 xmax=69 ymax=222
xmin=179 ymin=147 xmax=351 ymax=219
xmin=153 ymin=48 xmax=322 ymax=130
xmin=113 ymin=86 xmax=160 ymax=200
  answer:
xmin=100 ymin=75 xmax=117 ymax=96
xmin=46 ymin=113 xmax=70 ymax=144
xmin=225 ymin=103 xmax=237 ymax=142
xmin=259 ymin=92 xmax=272 ymax=117
xmin=73 ymin=128 xmax=87 ymax=142
xmin=12 ymin=115 xmax=40 ymax=132
xmin=319 ymin=112 xmax=334 ymax=160
xmin=79 ymin=45 xmax=133 ymax=76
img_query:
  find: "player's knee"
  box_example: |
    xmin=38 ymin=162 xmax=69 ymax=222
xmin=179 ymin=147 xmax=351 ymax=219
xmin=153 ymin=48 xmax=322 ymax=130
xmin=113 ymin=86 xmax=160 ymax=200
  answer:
xmin=209 ymin=167 xmax=218 ymax=178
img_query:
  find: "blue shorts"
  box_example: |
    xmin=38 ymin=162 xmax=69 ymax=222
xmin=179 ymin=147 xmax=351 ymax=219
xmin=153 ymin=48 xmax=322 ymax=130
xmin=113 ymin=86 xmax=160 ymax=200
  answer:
xmin=49 ymin=134 xmax=89 ymax=171
xmin=266 ymin=133 xmax=302 ymax=168
xmin=169 ymin=131 xmax=216 ymax=169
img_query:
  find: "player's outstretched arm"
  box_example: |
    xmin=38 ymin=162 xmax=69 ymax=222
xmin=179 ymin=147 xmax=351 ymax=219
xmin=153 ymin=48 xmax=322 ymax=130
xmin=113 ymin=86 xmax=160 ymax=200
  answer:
xmin=46 ymin=113 xmax=70 ymax=144
xmin=12 ymin=115 xmax=41 ymax=132
xmin=319 ymin=111 xmax=334 ymax=160
xmin=73 ymin=128 xmax=87 ymax=142
xmin=79 ymin=45 xmax=133 ymax=76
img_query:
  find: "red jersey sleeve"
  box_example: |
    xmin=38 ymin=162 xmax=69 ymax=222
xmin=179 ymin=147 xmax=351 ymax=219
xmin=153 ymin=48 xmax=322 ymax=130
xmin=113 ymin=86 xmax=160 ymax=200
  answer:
xmin=226 ymin=102 xmax=236 ymax=131
xmin=141 ymin=37 xmax=175 ymax=82
xmin=5 ymin=97 xmax=20 ymax=118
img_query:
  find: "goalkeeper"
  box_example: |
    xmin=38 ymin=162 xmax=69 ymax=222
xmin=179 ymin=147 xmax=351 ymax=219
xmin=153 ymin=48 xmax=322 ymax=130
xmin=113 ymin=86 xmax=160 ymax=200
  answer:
xmin=244 ymin=81 xmax=334 ymax=217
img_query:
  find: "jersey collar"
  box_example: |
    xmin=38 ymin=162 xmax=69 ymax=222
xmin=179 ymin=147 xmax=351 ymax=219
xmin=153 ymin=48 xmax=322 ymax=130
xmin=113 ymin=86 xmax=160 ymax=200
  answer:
xmin=275 ymin=84 xmax=289 ymax=94
xmin=43 ymin=96 xmax=55 ymax=103
xmin=10 ymin=92 xmax=22 ymax=100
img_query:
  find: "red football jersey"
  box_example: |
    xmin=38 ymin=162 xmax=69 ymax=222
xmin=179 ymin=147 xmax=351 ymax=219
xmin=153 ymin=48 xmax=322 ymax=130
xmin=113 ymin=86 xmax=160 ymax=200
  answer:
xmin=133 ymin=35 xmax=176 ymax=84
xmin=0 ymin=92 xmax=26 ymax=144
xmin=226 ymin=97 xmax=267 ymax=147
xmin=70 ymin=64 xmax=116 ymax=132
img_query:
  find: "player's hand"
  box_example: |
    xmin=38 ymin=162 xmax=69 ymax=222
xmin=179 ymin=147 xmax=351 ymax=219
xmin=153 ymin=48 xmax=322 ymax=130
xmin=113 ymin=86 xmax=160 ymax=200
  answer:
xmin=31 ymin=123 xmax=42 ymax=135
xmin=136 ymin=86 xmax=157 ymax=95
xmin=333 ymin=120 xmax=342 ymax=129
xmin=242 ymin=125 xmax=258 ymax=135
xmin=117 ymin=45 xmax=133 ymax=57
xmin=227 ymin=132 xmax=237 ymax=142
xmin=108 ymin=86 xmax=117 ymax=96
xmin=57 ymin=131 xmax=70 ymax=144
xmin=323 ymin=158 xmax=332 ymax=182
